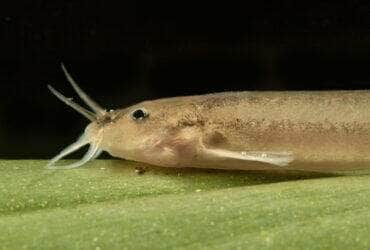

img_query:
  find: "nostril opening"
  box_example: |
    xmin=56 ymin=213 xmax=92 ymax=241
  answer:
xmin=100 ymin=115 xmax=112 ymax=124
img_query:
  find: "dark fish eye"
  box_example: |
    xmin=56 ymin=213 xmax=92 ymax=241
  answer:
xmin=131 ymin=108 xmax=149 ymax=120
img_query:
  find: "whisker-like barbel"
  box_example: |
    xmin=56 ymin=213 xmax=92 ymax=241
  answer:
xmin=61 ymin=63 xmax=106 ymax=116
xmin=48 ymin=133 xmax=90 ymax=168
xmin=52 ymin=144 xmax=101 ymax=169
xmin=47 ymin=85 xmax=96 ymax=121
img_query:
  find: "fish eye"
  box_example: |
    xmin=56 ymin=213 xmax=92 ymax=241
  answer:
xmin=131 ymin=108 xmax=149 ymax=121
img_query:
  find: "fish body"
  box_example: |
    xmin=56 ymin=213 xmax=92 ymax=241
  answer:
xmin=99 ymin=90 xmax=370 ymax=171
xmin=48 ymin=65 xmax=370 ymax=171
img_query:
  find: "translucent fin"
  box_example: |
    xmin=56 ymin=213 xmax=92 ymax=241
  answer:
xmin=48 ymin=85 xmax=96 ymax=121
xmin=47 ymin=134 xmax=90 ymax=168
xmin=61 ymin=63 xmax=106 ymax=116
xmin=49 ymin=144 xmax=100 ymax=169
xmin=204 ymin=149 xmax=294 ymax=167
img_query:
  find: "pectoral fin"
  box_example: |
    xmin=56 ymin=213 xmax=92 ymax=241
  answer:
xmin=204 ymin=148 xmax=294 ymax=167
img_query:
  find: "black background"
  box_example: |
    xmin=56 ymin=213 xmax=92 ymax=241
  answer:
xmin=2 ymin=1 xmax=370 ymax=158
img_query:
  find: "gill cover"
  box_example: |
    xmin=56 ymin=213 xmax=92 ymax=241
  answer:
xmin=47 ymin=63 xmax=106 ymax=169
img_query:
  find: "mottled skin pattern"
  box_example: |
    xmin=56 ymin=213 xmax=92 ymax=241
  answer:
xmin=86 ymin=90 xmax=370 ymax=171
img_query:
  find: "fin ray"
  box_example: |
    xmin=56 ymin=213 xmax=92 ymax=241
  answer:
xmin=204 ymin=148 xmax=294 ymax=167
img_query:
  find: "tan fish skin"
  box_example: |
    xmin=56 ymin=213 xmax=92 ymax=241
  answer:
xmin=48 ymin=65 xmax=370 ymax=171
xmin=86 ymin=90 xmax=370 ymax=171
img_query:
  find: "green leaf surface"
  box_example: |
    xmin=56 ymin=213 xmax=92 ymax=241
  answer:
xmin=1 ymin=160 xmax=370 ymax=249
